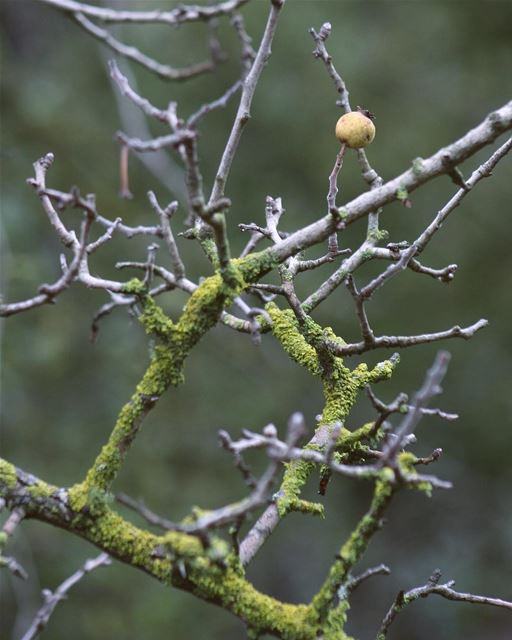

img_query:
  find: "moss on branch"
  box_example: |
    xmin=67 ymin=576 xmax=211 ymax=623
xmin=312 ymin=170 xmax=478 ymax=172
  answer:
xmin=265 ymin=303 xmax=396 ymax=518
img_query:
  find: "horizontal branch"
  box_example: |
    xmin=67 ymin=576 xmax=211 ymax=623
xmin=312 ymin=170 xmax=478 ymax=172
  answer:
xmin=377 ymin=569 xmax=512 ymax=638
xmin=117 ymin=129 xmax=195 ymax=152
xmin=39 ymin=0 xmax=250 ymax=25
xmin=260 ymin=101 xmax=512 ymax=270
xmin=20 ymin=553 xmax=111 ymax=640
xmin=326 ymin=319 xmax=488 ymax=357
xmin=74 ymin=12 xmax=216 ymax=81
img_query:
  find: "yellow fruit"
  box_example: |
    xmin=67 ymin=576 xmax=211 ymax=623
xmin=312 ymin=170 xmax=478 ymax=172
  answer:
xmin=335 ymin=109 xmax=375 ymax=149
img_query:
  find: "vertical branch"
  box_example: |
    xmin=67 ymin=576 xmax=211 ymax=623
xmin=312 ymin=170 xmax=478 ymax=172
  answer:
xmin=209 ymin=0 xmax=286 ymax=205
xmin=326 ymin=143 xmax=346 ymax=252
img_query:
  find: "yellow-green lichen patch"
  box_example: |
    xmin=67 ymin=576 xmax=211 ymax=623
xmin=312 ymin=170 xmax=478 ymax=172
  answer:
xmin=312 ymin=478 xmax=395 ymax=619
xmin=86 ymin=510 xmax=172 ymax=580
xmin=398 ymin=452 xmax=433 ymax=496
xmin=172 ymin=266 xmax=245 ymax=353
xmin=277 ymin=458 xmax=325 ymax=517
xmin=266 ymin=304 xmax=321 ymax=375
xmin=235 ymin=250 xmax=280 ymax=283
xmin=139 ymin=297 xmax=175 ymax=339
xmin=321 ymin=370 xmax=359 ymax=426
xmin=188 ymin=565 xmax=316 ymax=640
xmin=0 ymin=459 xmax=17 ymax=489
xmin=26 ymin=478 xmax=60 ymax=501
xmin=322 ymin=600 xmax=354 ymax=640
xmin=121 ymin=278 xmax=147 ymax=296
xmin=266 ymin=304 xmax=398 ymax=537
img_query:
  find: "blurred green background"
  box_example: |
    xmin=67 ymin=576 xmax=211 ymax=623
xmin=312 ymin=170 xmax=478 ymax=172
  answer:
xmin=1 ymin=1 xmax=511 ymax=638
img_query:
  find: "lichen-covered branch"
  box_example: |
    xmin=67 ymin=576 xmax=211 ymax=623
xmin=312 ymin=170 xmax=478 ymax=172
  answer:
xmin=3 ymin=3 xmax=512 ymax=638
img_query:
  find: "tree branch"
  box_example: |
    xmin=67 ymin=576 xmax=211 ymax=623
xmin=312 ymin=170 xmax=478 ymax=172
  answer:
xmin=39 ymin=0 xmax=251 ymax=25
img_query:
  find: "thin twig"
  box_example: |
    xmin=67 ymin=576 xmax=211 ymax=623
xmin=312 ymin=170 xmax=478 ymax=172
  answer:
xmin=325 ymin=319 xmax=488 ymax=357
xmin=40 ymin=0 xmax=250 ymax=25
xmin=20 ymin=553 xmax=111 ymax=640
xmin=208 ymin=0 xmax=286 ymax=205
xmin=376 ymin=569 xmax=512 ymax=639
xmin=73 ymin=12 xmax=217 ymax=81
xmin=147 ymin=192 xmax=185 ymax=279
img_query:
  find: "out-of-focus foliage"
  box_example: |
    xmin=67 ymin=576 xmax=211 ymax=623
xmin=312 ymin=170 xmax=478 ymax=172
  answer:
xmin=1 ymin=1 xmax=511 ymax=639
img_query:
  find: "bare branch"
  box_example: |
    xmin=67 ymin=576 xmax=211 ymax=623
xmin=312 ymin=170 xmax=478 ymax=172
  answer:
xmin=26 ymin=153 xmax=77 ymax=248
xmin=0 ymin=212 xmax=94 ymax=317
xmin=231 ymin=12 xmax=256 ymax=75
xmin=209 ymin=0 xmax=286 ymax=204
xmin=0 ymin=507 xmax=28 ymax=579
xmin=73 ymin=12 xmax=217 ymax=81
xmin=381 ymin=352 xmax=450 ymax=464
xmin=39 ymin=0 xmax=251 ymax=25
xmin=260 ymin=103 xmax=512 ymax=272
xmin=413 ymin=448 xmax=443 ymax=466
xmin=219 ymin=429 xmax=258 ymax=489
xmin=327 ymin=319 xmax=488 ymax=357
xmin=372 ymin=248 xmax=458 ymax=283
xmin=116 ymin=494 xmax=177 ymax=531
xmin=147 ymin=192 xmax=185 ymax=279
xmin=116 ymin=129 xmax=195 ymax=153
xmin=109 ymin=60 xmax=171 ymax=122
xmin=295 ymin=248 xmax=350 ymax=273
xmin=188 ymin=80 xmax=242 ymax=128
xmin=377 ymin=569 xmax=512 ymax=639
xmin=20 ymin=553 xmax=111 ymax=640
xmin=346 ymin=564 xmax=391 ymax=595
xmin=327 ymin=143 xmax=347 ymax=214
xmin=310 ymin=22 xmax=350 ymax=112
xmin=86 ymin=216 xmax=122 ymax=254
xmin=345 ymin=274 xmax=374 ymax=345
xmin=0 ymin=555 xmax=28 ymax=580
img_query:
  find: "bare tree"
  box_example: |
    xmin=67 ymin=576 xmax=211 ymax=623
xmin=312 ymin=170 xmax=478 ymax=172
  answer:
xmin=1 ymin=1 xmax=511 ymax=639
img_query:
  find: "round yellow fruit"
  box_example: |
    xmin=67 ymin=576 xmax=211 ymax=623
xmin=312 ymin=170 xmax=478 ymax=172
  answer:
xmin=335 ymin=110 xmax=375 ymax=149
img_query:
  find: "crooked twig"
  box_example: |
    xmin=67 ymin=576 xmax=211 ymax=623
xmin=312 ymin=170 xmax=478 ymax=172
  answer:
xmin=376 ymin=569 xmax=512 ymax=639
xmin=20 ymin=553 xmax=111 ymax=640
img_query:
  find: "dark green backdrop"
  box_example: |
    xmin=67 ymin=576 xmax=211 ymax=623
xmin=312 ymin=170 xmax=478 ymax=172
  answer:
xmin=1 ymin=1 xmax=511 ymax=638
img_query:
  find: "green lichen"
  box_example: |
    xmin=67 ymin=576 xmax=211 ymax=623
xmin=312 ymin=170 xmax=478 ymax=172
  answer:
xmin=0 ymin=532 xmax=8 ymax=549
xmin=234 ymin=250 xmax=280 ymax=283
xmin=83 ymin=267 xmax=248 ymax=493
xmin=323 ymin=600 xmax=353 ymax=640
xmin=398 ymin=452 xmax=433 ymax=496
xmin=0 ymin=459 xmax=17 ymax=489
xmin=367 ymin=228 xmax=389 ymax=244
xmin=336 ymin=207 xmax=349 ymax=222
xmin=200 ymin=237 xmax=220 ymax=269
xmin=26 ymin=479 xmax=60 ymax=501
xmin=340 ymin=422 xmax=375 ymax=448
xmin=138 ymin=296 xmax=174 ymax=339
xmin=266 ymin=304 xmax=397 ymax=528
xmin=277 ymin=456 xmax=324 ymax=517
xmin=187 ymin=564 xmax=316 ymax=639
xmin=312 ymin=478 xmax=395 ymax=620
xmin=121 ymin=277 xmax=146 ymax=296
xmin=266 ymin=304 xmax=321 ymax=375
xmin=68 ymin=482 xmax=114 ymax=518
xmin=321 ymin=369 xmax=359 ymax=425
xmin=412 ymin=157 xmax=425 ymax=176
